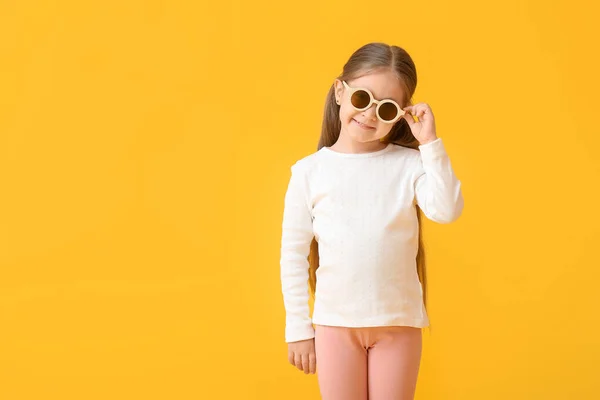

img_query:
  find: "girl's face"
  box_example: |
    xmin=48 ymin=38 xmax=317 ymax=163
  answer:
xmin=334 ymin=70 xmax=406 ymax=144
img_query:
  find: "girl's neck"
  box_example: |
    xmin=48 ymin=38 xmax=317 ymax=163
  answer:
xmin=329 ymin=137 xmax=388 ymax=155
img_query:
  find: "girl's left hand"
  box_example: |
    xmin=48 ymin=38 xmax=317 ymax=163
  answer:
xmin=402 ymin=103 xmax=438 ymax=145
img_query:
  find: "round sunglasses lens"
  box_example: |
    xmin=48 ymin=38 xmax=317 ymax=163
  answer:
xmin=378 ymin=102 xmax=399 ymax=121
xmin=350 ymin=90 xmax=370 ymax=109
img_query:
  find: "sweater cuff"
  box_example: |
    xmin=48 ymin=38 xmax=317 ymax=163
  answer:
xmin=286 ymin=323 xmax=315 ymax=343
xmin=418 ymin=137 xmax=446 ymax=163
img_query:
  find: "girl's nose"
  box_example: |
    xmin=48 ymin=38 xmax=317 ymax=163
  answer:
xmin=362 ymin=104 xmax=377 ymax=120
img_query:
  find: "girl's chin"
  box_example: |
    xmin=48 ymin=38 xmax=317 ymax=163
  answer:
xmin=348 ymin=134 xmax=383 ymax=144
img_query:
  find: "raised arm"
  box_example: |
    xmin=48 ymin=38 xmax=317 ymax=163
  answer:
xmin=414 ymin=138 xmax=464 ymax=223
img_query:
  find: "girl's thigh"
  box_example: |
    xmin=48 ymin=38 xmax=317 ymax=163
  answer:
xmin=367 ymin=326 xmax=423 ymax=400
xmin=314 ymin=324 xmax=368 ymax=400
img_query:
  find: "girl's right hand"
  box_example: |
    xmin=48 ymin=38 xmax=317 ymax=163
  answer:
xmin=287 ymin=338 xmax=317 ymax=374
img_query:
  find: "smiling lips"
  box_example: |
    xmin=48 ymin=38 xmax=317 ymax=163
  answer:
xmin=353 ymin=119 xmax=375 ymax=129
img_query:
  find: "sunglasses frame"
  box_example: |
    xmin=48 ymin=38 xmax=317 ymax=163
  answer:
xmin=342 ymin=80 xmax=405 ymax=124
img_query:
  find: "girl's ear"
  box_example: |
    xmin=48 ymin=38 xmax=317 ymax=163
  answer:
xmin=333 ymin=79 xmax=343 ymax=102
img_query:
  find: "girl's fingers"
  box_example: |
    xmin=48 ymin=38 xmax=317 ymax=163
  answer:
xmin=404 ymin=103 xmax=431 ymax=119
xmin=413 ymin=105 xmax=423 ymax=118
xmin=309 ymin=353 xmax=317 ymax=374
xmin=302 ymin=354 xmax=310 ymax=374
xmin=403 ymin=105 xmax=414 ymax=115
xmin=289 ymin=349 xmax=316 ymax=374
xmin=403 ymin=105 xmax=420 ymax=120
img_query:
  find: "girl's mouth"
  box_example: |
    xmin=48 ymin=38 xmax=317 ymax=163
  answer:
xmin=352 ymin=119 xmax=375 ymax=130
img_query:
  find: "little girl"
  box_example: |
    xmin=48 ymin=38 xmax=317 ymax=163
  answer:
xmin=280 ymin=42 xmax=464 ymax=400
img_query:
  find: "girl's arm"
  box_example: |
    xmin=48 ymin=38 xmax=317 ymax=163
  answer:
xmin=280 ymin=161 xmax=315 ymax=343
xmin=414 ymin=138 xmax=464 ymax=223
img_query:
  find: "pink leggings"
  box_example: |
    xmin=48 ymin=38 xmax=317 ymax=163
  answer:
xmin=314 ymin=324 xmax=422 ymax=400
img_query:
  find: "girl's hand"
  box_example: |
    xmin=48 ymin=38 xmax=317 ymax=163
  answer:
xmin=288 ymin=338 xmax=317 ymax=374
xmin=402 ymin=103 xmax=438 ymax=145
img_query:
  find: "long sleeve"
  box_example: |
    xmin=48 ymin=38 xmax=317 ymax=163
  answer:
xmin=280 ymin=162 xmax=315 ymax=343
xmin=414 ymin=138 xmax=464 ymax=223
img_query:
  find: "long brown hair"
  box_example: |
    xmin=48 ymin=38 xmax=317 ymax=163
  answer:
xmin=308 ymin=42 xmax=430 ymax=325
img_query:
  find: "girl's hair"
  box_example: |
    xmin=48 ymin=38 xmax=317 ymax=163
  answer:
xmin=308 ymin=42 xmax=431 ymax=327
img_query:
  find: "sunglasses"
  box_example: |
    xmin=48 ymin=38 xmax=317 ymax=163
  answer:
xmin=342 ymin=80 xmax=405 ymax=124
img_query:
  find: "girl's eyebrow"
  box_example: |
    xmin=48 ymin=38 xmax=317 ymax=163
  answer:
xmin=375 ymin=91 xmax=402 ymax=104
xmin=365 ymin=86 xmax=402 ymax=103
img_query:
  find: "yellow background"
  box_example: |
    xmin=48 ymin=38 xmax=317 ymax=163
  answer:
xmin=1 ymin=1 xmax=599 ymax=399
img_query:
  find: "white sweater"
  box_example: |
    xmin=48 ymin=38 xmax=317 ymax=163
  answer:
xmin=280 ymin=138 xmax=464 ymax=343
